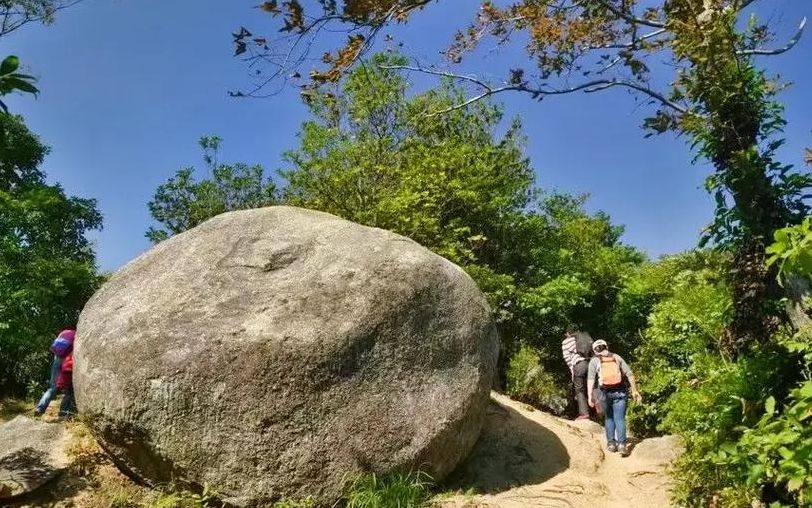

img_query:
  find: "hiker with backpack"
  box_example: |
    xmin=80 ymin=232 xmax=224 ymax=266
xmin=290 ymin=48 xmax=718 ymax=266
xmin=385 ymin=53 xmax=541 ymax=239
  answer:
xmin=587 ymin=339 xmax=642 ymax=456
xmin=34 ymin=329 xmax=76 ymax=416
xmin=561 ymin=324 xmax=593 ymax=420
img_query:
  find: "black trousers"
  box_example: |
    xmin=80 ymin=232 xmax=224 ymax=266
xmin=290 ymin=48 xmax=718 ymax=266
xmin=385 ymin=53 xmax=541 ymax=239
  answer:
xmin=572 ymin=360 xmax=589 ymax=416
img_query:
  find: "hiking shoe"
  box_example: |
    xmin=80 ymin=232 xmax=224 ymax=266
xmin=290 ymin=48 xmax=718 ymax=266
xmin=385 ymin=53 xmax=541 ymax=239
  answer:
xmin=618 ymin=444 xmax=630 ymax=457
xmin=607 ymin=443 xmax=618 ymax=453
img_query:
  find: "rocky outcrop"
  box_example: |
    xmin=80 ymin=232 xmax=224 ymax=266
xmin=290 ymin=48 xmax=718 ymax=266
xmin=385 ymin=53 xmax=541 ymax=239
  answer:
xmin=0 ymin=416 xmax=70 ymax=500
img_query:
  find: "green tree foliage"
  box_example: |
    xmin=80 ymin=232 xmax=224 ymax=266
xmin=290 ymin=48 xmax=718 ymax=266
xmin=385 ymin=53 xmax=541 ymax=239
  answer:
xmin=665 ymin=351 xmax=794 ymax=507
xmin=0 ymin=113 xmax=102 ymax=397
xmin=767 ymin=217 xmax=812 ymax=284
xmin=146 ymin=136 xmax=277 ymax=243
xmin=281 ymin=53 xmax=643 ymax=391
xmin=505 ymin=344 xmax=567 ymax=414
xmin=236 ymin=0 xmax=810 ymax=358
xmin=281 ymin=53 xmax=534 ymax=265
xmin=624 ymin=237 xmax=812 ymax=506
xmin=620 ymin=251 xmax=732 ymax=436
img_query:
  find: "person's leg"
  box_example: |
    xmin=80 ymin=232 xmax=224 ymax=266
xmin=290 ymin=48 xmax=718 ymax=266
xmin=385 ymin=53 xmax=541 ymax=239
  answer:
xmin=58 ymin=386 xmax=76 ymax=418
xmin=35 ymin=357 xmax=63 ymax=414
xmin=615 ymin=392 xmax=629 ymax=455
xmin=614 ymin=392 xmax=628 ymax=443
xmin=572 ymin=361 xmax=589 ymax=418
xmin=35 ymin=387 xmax=56 ymax=414
xmin=604 ymin=391 xmax=617 ymax=449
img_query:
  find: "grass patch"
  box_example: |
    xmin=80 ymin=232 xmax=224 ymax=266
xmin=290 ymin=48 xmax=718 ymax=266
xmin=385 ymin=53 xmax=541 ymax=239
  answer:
xmin=0 ymin=398 xmax=32 ymax=422
xmin=344 ymin=471 xmax=433 ymax=508
xmin=428 ymin=487 xmax=476 ymax=504
xmin=270 ymin=497 xmax=315 ymax=508
xmin=65 ymin=419 xmax=109 ymax=476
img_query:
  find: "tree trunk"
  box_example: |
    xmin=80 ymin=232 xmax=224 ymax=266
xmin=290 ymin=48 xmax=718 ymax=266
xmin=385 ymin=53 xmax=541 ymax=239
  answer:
xmin=784 ymin=275 xmax=812 ymax=339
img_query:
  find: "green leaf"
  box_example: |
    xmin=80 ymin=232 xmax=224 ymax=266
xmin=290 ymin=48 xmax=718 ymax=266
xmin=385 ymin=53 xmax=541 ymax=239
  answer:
xmin=787 ymin=476 xmax=805 ymax=492
xmin=765 ymin=396 xmax=776 ymax=415
xmin=798 ymin=382 xmax=812 ymax=399
xmin=2 ymin=76 xmax=39 ymax=94
xmin=0 ymin=55 xmax=19 ymax=75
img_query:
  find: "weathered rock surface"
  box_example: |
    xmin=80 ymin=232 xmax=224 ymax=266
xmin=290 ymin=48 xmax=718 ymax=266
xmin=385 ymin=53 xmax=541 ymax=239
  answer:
xmin=75 ymin=206 xmax=498 ymax=506
xmin=631 ymin=435 xmax=683 ymax=466
xmin=0 ymin=416 xmax=70 ymax=499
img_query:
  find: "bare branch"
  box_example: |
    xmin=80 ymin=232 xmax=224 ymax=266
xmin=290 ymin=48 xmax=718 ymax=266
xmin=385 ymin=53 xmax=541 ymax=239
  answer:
xmin=738 ymin=17 xmax=807 ymax=56
xmin=380 ymin=64 xmax=691 ymax=117
xmin=582 ymin=80 xmax=689 ymax=114
xmin=588 ymin=28 xmax=668 ymax=50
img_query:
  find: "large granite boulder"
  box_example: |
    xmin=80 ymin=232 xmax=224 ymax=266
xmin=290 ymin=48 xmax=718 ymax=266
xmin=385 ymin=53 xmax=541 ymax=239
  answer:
xmin=75 ymin=206 xmax=498 ymax=506
xmin=0 ymin=416 xmax=70 ymax=500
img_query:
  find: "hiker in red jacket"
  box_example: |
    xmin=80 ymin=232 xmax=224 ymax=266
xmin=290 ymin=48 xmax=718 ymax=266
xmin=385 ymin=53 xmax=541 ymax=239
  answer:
xmin=34 ymin=329 xmax=76 ymax=416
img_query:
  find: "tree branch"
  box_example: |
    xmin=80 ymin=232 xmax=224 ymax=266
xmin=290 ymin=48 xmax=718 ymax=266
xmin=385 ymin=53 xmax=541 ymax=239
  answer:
xmin=588 ymin=28 xmax=668 ymax=50
xmin=0 ymin=0 xmax=84 ymax=38
xmin=592 ymin=0 xmax=665 ymax=28
xmin=738 ymin=17 xmax=807 ymax=56
xmin=380 ymin=64 xmax=690 ymax=117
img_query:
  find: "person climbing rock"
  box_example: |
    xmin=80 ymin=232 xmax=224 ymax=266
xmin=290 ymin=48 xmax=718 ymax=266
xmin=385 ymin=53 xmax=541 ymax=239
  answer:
xmin=587 ymin=339 xmax=642 ymax=457
xmin=561 ymin=324 xmax=593 ymax=420
xmin=34 ymin=329 xmax=75 ymax=416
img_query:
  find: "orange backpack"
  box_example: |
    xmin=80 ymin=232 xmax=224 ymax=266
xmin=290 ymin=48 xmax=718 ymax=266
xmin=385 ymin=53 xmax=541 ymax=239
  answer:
xmin=599 ymin=355 xmax=623 ymax=389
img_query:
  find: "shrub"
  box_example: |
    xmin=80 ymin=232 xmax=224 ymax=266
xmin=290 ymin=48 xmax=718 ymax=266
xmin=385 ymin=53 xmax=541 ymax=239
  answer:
xmin=664 ymin=352 xmax=794 ymax=507
xmin=730 ymin=379 xmax=812 ymax=507
xmin=505 ymin=345 xmax=568 ymax=415
xmin=627 ymin=261 xmax=732 ymax=437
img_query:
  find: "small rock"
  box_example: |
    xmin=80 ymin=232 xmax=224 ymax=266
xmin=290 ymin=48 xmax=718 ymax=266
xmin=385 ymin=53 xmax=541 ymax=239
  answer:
xmin=0 ymin=416 xmax=70 ymax=500
xmin=570 ymin=418 xmax=604 ymax=436
xmin=632 ymin=435 xmax=683 ymax=465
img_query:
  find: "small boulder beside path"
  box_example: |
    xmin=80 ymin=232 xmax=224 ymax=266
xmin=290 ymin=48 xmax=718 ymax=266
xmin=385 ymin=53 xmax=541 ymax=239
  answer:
xmin=0 ymin=415 xmax=70 ymax=500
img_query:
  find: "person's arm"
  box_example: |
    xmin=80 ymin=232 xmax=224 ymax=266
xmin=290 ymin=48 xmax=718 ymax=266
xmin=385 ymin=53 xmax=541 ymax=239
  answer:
xmin=587 ymin=359 xmax=596 ymax=407
xmin=617 ymin=355 xmax=642 ymax=403
xmin=561 ymin=338 xmax=574 ymax=375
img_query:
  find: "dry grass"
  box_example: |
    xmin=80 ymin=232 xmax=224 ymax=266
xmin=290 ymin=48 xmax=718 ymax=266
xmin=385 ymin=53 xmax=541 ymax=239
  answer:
xmin=0 ymin=398 xmax=33 ymax=422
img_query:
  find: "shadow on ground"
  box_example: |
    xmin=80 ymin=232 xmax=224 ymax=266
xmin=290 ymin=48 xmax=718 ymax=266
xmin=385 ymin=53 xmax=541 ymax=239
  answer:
xmin=443 ymin=398 xmax=570 ymax=494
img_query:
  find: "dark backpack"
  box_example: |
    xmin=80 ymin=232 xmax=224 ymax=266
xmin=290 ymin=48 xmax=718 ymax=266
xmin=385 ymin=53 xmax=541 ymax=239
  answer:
xmin=574 ymin=331 xmax=594 ymax=358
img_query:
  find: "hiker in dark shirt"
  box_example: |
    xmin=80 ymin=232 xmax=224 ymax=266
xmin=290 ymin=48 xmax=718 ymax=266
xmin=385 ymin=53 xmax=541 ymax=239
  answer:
xmin=561 ymin=324 xmax=593 ymax=420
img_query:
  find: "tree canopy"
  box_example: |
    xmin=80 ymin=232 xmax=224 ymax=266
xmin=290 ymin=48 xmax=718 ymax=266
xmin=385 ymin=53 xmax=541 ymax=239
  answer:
xmin=289 ymin=55 xmax=648 ymax=403
xmin=146 ymin=135 xmax=277 ymax=243
xmin=147 ymin=55 xmax=644 ymax=408
xmin=0 ymin=113 xmax=102 ymax=396
xmin=234 ymin=0 xmax=810 ymax=356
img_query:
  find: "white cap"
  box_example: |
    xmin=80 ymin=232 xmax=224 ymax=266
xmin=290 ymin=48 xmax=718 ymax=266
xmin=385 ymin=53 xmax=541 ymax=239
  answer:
xmin=592 ymin=339 xmax=608 ymax=351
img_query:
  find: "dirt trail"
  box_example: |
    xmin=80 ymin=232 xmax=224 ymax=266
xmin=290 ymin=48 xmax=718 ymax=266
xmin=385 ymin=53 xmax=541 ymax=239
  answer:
xmin=440 ymin=392 xmax=680 ymax=508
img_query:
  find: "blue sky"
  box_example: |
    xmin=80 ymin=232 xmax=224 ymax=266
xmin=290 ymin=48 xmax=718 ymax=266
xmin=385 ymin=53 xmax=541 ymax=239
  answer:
xmin=3 ymin=0 xmax=811 ymax=271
